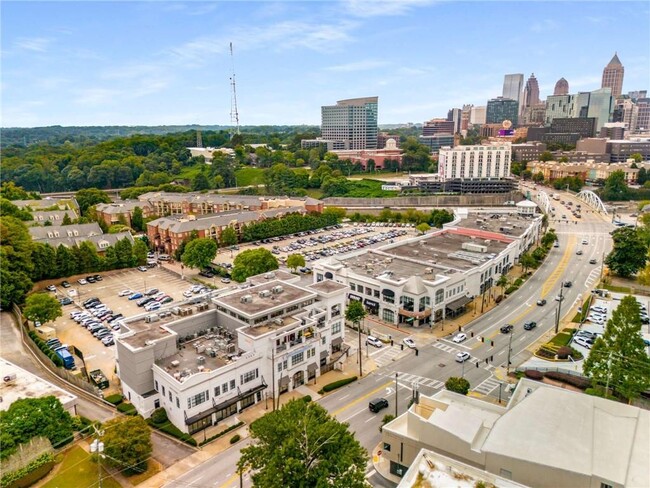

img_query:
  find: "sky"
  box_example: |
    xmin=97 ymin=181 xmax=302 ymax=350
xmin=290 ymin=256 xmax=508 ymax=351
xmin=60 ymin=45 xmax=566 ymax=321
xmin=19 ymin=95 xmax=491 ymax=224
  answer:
xmin=2 ymin=1 xmax=649 ymax=128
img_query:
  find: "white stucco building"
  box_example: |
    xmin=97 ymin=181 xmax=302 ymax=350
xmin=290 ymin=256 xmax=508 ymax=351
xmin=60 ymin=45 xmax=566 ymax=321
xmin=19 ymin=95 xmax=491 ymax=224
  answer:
xmin=438 ymin=143 xmax=512 ymax=181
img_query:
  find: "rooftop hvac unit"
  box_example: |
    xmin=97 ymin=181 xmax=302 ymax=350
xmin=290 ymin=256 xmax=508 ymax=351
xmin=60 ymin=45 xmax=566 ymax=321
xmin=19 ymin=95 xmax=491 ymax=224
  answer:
xmin=173 ymin=372 xmax=181 ymax=380
xmin=241 ymin=294 xmax=253 ymax=303
xmin=197 ymin=365 xmax=204 ymax=372
xmin=413 ymin=250 xmax=419 ymax=255
xmin=425 ymin=267 xmax=433 ymax=274
xmin=170 ymin=360 xmax=180 ymax=367
xmin=209 ymin=349 xmax=217 ymax=358
xmin=195 ymin=344 xmax=206 ymax=354
xmin=273 ymin=318 xmax=284 ymax=326
xmin=272 ymin=285 xmax=284 ymax=294
xmin=226 ymin=343 xmax=236 ymax=353
xmin=197 ymin=356 xmax=205 ymax=365
xmin=259 ymin=290 xmax=272 ymax=298
xmin=264 ymin=272 xmax=275 ymax=279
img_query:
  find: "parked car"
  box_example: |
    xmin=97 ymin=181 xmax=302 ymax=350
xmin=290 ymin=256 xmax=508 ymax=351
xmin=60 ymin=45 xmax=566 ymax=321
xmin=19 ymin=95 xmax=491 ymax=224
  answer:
xmin=59 ymin=297 xmax=73 ymax=306
xmin=221 ymin=278 xmax=231 ymax=284
xmin=402 ymin=338 xmax=416 ymax=349
xmin=452 ymin=333 xmax=467 ymax=343
xmin=61 ymin=280 xmax=71 ymax=288
xmin=145 ymin=288 xmax=159 ymax=296
xmin=119 ymin=289 xmax=133 ymax=297
xmin=183 ymin=290 xmax=193 ymax=298
xmin=93 ymin=274 xmax=103 ymax=281
xmin=536 ymin=299 xmax=547 ymax=306
xmin=128 ymin=292 xmax=143 ymax=300
xmin=77 ymin=278 xmax=87 ymax=285
xmin=46 ymin=285 xmax=57 ymax=292
xmin=455 ymin=351 xmax=471 ymax=363
xmin=366 ymin=336 xmax=383 ymax=348
xmin=160 ymin=296 xmax=173 ymax=304
xmin=573 ymin=336 xmax=593 ymax=349
xmin=368 ymin=398 xmax=389 ymax=413
xmin=137 ymin=266 xmax=148 ymax=272
xmin=523 ymin=321 xmax=537 ymax=331
xmin=500 ymin=324 xmax=514 ymax=334
xmin=145 ymin=302 xmax=161 ymax=312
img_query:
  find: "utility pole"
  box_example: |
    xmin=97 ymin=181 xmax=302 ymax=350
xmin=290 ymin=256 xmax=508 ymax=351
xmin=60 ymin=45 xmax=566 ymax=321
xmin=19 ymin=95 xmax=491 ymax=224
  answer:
xmin=271 ymin=347 xmax=276 ymax=411
xmin=90 ymin=426 xmax=105 ymax=488
xmin=506 ymin=331 xmax=514 ymax=375
xmin=394 ymin=372 xmax=398 ymax=418
xmin=357 ymin=319 xmax=363 ymax=377
xmin=554 ymin=284 xmax=564 ymax=334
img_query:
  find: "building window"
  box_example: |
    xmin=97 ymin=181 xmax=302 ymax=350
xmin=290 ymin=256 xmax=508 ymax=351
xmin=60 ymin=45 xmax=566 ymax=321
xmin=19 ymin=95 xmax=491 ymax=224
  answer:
xmin=176 ymin=397 xmax=179 ymax=408
xmin=383 ymin=309 xmax=395 ymax=323
xmin=374 ymin=289 xmax=380 ymax=298
xmin=169 ymin=391 xmax=172 ymax=401
xmin=292 ymin=352 xmax=304 ymax=366
xmin=383 ymin=442 xmax=391 ymax=452
xmin=223 ymin=382 xmax=229 ymax=393
xmin=241 ymin=369 xmax=259 ymax=384
xmin=350 ymin=283 xmax=356 ymax=291
xmin=435 ymin=289 xmax=444 ymax=305
xmin=230 ymin=379 xmax=236 ymax=390
xmin=155 ymin=380 xmax=158 ymax=391
xmin=499 ymin=469 xmax=512 ymax=480
xmin=187 ymin=390 xmax=209 ymax=409
xmin=162 ymin=385 xmax=166 ymax=396
xmin=331 ymin=322 xmax=341 ymax=335
xmin=600 ymin=483 xmax=613 ymax=488
xmin=214 ymin=385 xmax=221 ymax=396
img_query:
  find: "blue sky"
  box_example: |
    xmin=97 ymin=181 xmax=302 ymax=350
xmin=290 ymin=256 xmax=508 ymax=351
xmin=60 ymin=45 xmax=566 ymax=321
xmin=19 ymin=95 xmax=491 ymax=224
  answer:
xmin=2 ymin=1 xmax=649 ymax=127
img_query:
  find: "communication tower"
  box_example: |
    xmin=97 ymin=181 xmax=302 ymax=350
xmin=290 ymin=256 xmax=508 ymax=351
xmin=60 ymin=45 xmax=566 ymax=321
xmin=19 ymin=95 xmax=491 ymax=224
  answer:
xmin=229 ymin=42 xmax=240 ymax=138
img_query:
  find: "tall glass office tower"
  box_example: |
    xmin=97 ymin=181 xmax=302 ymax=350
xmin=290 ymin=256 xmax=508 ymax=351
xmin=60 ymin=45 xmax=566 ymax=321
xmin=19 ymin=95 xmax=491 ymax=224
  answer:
xmin=321 ymin=97 xmax=378 ymax=150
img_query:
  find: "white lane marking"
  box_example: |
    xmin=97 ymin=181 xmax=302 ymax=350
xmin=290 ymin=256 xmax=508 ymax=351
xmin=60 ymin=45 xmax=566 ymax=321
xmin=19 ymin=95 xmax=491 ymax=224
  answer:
xmin=366 ymin=469 xmax=377 ymax=478
xmin=339 ymin=394 xmax=350 ymax=401
xmin=364 ymin=416 xmax=375 ymax=423
xmin=340 ymin=407 xmax=367 ymax=423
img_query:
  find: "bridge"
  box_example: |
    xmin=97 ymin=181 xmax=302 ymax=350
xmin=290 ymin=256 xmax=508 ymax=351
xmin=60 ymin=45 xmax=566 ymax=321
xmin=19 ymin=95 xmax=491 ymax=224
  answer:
xmin=576 ymin=190 xmax=608 ymax=214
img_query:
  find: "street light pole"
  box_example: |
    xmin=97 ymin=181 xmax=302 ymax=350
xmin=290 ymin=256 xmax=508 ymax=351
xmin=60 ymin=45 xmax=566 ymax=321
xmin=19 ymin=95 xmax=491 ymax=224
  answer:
xmin=554 ymin=284 xmax=564 ymax=334
xmin=506 ymin=331 xmax=514 ymax=375
xmin=357 ymin=319 xmax=363 ymax=378
xmin=394 ymin=372 xmax=398 ymax=418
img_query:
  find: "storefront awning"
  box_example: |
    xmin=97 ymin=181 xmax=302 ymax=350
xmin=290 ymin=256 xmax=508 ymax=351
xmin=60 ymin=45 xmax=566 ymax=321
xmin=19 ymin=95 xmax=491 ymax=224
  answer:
xmin=331 ymin=337 xmax=343 ymax=347
xmin=445 ymin=295 xmax=473 ymax=312
xmin=320 ymin=350 xmax=328 ymax=359
xmin=241 ymin=383 xmax=267 ymax=398
xmin=348 ymin=293 xmax=362 ymax=301
xmin=382 ymin=289 xmax=395 ymax=297
xmin=307 ymin=363 xmax=318 ymax=374
xmin=185 ymin=406 xmax=217 ymax=425
xmin=364 ymin=299 xmax=379 ymax=307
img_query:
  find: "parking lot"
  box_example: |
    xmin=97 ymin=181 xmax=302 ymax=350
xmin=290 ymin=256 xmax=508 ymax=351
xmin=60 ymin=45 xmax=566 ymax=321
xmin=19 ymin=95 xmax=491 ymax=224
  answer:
xmin=47 ymin=266 xmax=191 ymax=393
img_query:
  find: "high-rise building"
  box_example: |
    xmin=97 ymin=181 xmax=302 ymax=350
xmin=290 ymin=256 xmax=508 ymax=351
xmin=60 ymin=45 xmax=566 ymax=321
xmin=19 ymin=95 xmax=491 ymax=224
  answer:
xmin=628 ymin=90 xmax=648 ymax=102
xmin=636 ymin=98 xmax=650 ymax=131
xmin=601 ymin=53 xmax=624 ymax=98
xmin=470 ymin=106 xmax=486 ymax=125
xmin=321 ymin=96 xmax=378 ymax=150
xmin=522 ymin=73 xmax=541 ymax=111
xmin=438 ymin=143 xmax=511 ymax=181
xmin=554 ymin=77 xmax=569 ymax=96
xmin=502 ymin=74 xmax=524 ymax=107
xmin=460 ymin=104 xmax=473 ymax=132
xmin=587 ymin=88 xmax=614 ymax=132
xmin=486 ymin=97 xmax=519 ymax=126
xmin=422 ymin=118 xmax=455 ymax=136
xmin=447 ymin=108 xmax=462 ymax=134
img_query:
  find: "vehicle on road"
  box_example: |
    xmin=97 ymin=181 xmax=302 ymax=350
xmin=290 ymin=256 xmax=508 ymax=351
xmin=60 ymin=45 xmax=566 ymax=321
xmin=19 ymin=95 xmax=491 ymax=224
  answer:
xmin=536 ymin=299 xmax=547 ymax=306
xmin=500 ymin=324 xmax=514 ymax=334
xmin=366 ymin=336 xmax=383 ymax=348
xmin=403 ymin=338 xmax=416 ymax=349
xmin=589 ymin=259 xmax=597 ymax=264
xmin=554 ymin=295 xmax=564 ymax=302
xmin=369 ymin=398 xmax=389 ymax=413
xmin=582 ymin=239 xmax=589 ymax=245
xmin=455 ymin=351 xmax=471 ymax=363
xmin=576 ymin=250 xmax=583 ymax=255
xmin=553 ymin=241 xmax=559 ymax=248
xmin=523 ymin=321 xmax=537 ymax=330
xmin=563 ymin=281 xmax=572 ymax=288
xmin=452 ymin=333 xmax=467 ymax=343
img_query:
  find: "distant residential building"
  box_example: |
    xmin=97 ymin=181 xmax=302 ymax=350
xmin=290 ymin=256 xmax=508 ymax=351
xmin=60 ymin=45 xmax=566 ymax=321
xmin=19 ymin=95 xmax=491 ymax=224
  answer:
xmin=528 ymin=160 xmax=644 ymax=183
xmin=544 ymin=89 xmax=613 ymax=131
xmin=419 ymin=134 xmax=455 ymax=153
xmin=502 ymin=74 xmax=524 ymax=111
xmin=147 ymin=207 xmax=309 ymax=255
xmin=447 ymin=108 xmax=462 ymax=134
xmin=486 ymin=98 xmax=519 ymax=126
xmin=422 ymin=118 xmax=455 ymax=136
xmin=607 ymin=138 xmax=650 ymax=163
xmin=382 ymin=379 xmax=649 ymax=488
xmin=188 ymin=147 xmax=234 ymax=163
xmin=29 ymin=222 xmax=133 ymax=252
xmin=544 ymin=94 xmax=573 ymax=125
xmin=628 ymin=90 xmax=647 ymax=102
xmin=601 ymin=53 xmax=624 ymax=98
xmin=321 ymin=96 xmax=378 ymax=150
xmin=460 ymin=104 xmax=473 ymax=132
xmin=635 ymin=98 xmax=650 ymax=131
xmin=13 ymin=197 xmax=78 ymax=212
xmin=599 ymin=123 xmax=626 ymax=140
xmin=438 ymin=143 xmax=511 ymax=181
xmin=613 ymin=98 xmax=639 ymax=130
xmin=511 ymin=142 xmax=547 ymax=162
xmin=95 ymin=201 xmax=153 ymax=228
xmin=521 ymin=103 xmax=546 ymax=125
xmin=470 ymin=106 xmax=487 ymax=125
xmin=576 ymin=137 xmax=609 ymax=154
xmin=553 ymin=77 xmax=569 ymax=95
xmin=332 ymin=139 xmax=404 ymax=170
xmin=30 ymin=209 xmax=78 ymax=225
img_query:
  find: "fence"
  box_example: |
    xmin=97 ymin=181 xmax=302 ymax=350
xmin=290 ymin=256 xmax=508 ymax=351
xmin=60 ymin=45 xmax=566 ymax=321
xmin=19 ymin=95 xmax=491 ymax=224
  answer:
xmin=515 ymin=365 xmax=587 ymax=379
xmin=0 ymin=437 xmax=53 ymax=475
xmin=12 ymin=304 xmax=102 ymax=398
xmin=323 ymin=193 xmax=519 ymax=209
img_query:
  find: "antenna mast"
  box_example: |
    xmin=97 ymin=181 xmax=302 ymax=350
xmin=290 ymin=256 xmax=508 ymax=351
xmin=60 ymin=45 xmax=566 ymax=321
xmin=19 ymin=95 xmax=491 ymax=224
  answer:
xmin=229 ymin=42 xmax=240 ymax=138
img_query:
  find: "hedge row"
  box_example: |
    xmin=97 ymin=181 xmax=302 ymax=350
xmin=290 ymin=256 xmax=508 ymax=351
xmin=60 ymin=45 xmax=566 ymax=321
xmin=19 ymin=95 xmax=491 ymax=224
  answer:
xmin=27 ymin=331 xmax=64 ymax=368
xmin=318 ymin=376 xmax=358 ymax=394
xmin=199 ymin=421 xmax=244 ymax=447
xmin=104 ymin=394 xmax=124 ymax=405
xmin=117 ymin=403 xmax=137 ymax=415
xmin=0 ymin=453 xmax=54 ymax=488
xmin=544 ymin=371 xmax=592 ymax=390
xmin=147 ymin=418 xmax=197 ymax=447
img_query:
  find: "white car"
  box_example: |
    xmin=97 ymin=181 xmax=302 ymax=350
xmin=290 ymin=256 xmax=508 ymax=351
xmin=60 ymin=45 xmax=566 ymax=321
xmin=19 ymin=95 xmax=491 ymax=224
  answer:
xmin=366 ymin=336 xmax=383 ymax=348
xmin=118 ymin=289 xmax=133 ymax=297
xmin=452 ymin=333 xmax=467 ymax=343
xmin=573 ymin=336 xmax=593 ymax=349
xmin=455 ymin=351 xmax=471 ymax=363
xmin=402 ymin=338 xmax=416 ymax=349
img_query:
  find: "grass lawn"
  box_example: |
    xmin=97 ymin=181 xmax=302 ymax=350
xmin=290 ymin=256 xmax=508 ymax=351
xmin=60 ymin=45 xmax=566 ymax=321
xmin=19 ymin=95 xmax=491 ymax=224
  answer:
xmin=347 ymin=172 xmax=405 ymax=180
xmin=43 ymin=445 xmax=121 ymax=488
xmin=235 ymin=167 xmax=265 ymax=187
xmin=601 ymin=283 xmax=632 ymax=294
xmin=177 ymin=164 xmax=203 ymax=181
xmin=549 ymin=331 xmax=573 ymax=347
xmin=128 ymin=459 xmax=162 ymax=486
xmin=304 ymin=188 xmax=324 ymax=199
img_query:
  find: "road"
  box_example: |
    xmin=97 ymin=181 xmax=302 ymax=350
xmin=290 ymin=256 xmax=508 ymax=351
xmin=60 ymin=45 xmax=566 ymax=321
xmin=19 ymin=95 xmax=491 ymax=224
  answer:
xmin=167 ymin=187 xmax=615 ymax=488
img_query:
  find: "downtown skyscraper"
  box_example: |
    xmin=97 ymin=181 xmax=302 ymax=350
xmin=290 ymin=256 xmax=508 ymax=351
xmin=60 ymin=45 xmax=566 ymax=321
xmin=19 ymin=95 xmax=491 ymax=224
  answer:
xmin=502 ymin=74 xmax=524 ymax=107
xmin=601 ymin=53 xmax=624 ymax=98
xmin=321 ymin=97 xmax=378 ymax=150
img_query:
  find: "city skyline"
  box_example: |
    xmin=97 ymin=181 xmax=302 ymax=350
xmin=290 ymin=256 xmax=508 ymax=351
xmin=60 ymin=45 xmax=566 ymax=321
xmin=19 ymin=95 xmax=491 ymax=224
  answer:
xmin=1 ymin=1 xmax=649 ymax=127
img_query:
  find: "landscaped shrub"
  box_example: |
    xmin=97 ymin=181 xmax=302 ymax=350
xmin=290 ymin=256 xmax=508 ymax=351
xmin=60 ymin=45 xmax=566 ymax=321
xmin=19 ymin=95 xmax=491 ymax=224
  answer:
xmin=116 ymin=403 xmax=137 ymax=415
xmin=104 ymin=394 xmax=124 ymax=405
xmin=536 ymin=346 xmax=556 ymax=359
xmin=524 ymin=370 xmax=544 ymax=380
xmin=0 ymin=452 xmax=54 ymax=488
xmin=198 ymin=422 xmax=244 ymax=447
xmin=514 ymin=278 xmax=524 ymax=286
xmin=319 ymin=376 xmax=358 ymax=394
xmin=230 ymin=434 xmax=241 ymax=444
xmin=301 ymin=395 xmax=312 ymax=403
xmin=556 ymin=346 xmax=572 ymax=359
xmin=146 ymin=419 xmax=197 ymax=446
xmin=505 ymin=285 xmax=518 ymax=295
xmin=544 ymin=371 xmax=592 ymax=390
xmin=150 ymin=408 xmax=168 ymax=425
xmin=445 ymin=377 xmax=470 ymax=395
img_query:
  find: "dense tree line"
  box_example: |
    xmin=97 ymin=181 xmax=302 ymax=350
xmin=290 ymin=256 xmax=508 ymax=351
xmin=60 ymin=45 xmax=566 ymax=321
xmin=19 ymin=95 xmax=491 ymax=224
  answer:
xmin=346 ymin=208 xmax=455 ymax=228
xmin=0 ymin=215 xmax=148 ymax=308
xmin=242 ymin=213 xmax=338 ymax=242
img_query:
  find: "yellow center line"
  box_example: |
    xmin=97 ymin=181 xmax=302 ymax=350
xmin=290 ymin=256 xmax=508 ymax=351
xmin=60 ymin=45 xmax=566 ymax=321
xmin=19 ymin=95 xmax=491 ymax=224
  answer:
xmin=332 ymin=381 xmax=393 ymax=417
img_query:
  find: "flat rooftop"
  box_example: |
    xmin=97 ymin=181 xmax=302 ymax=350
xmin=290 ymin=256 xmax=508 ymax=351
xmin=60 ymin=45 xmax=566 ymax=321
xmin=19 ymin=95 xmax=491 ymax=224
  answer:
xmin=341 ymin=252 xmax=446 ymax=282
xmin=156 ymin=334 xmax=232 ymax=379
xmin=308 ymin=280 xmax=348 ymax=294
xmin=218 ymin=280 xmax=315 ymax=317
xmin=456 ymin=212 xmax=537 ymax=237
xmin=247 ymin=270 xmax=297 ymax=286
xmin=0 ymin=358 xmax=77 ymax=411
xmin=241 ymin=314 xmax=301 ymax=337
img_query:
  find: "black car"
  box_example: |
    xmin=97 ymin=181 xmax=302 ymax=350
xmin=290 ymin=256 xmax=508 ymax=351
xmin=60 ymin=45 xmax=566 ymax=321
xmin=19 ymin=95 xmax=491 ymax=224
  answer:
xmin=589 ymin=259 xmax=597 ymax=265
xmin=93 ymin=274 xmax=103 ymax=281
xmin=563 ymin=281 xmax=573 ymax=288
xmin=199 ymin=270 xmax=214 ymax=278
xmin=523 ymin=321 xmax=537 ymax=330
xmin=500 ymin=324 xmax=514 ymax=334
xmin=536 ymin=299 xmax=547 ymax=306
xmin=86 ymin=276 xmax=96 ymax=283
xmin=59 ymin=297 xmax=73 ymax=306
xmin=61 ymin=281 xmax=71 ymax=288
xmin=369 ymin=398 xmax=389 ymax=413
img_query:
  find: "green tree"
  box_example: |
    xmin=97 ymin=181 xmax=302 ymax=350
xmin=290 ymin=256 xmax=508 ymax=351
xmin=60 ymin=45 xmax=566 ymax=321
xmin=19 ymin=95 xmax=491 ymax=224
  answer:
xmin=496 ymin=273 xmax=510 ymax=297
xmin=345 ymin=300 xmax=366 ymax=328
xmin=132 ymin=239 xmax=149 ymax=266
xmin=605 ymin=227 xmax=647 ymax=277
xmin=131 ymin=206 xmax=144 ymax=232
xmin=286 ymin=254 xmax=306 ymax=272
xmin=539 ymin=151 xmax=553 ymax=162
xmin=630 ymin=152 xmax=643 ymax=163
xmin=519 ymin=252 xmax=537 ymax=273
xmin=102 ymin=416 xmax=152 ymax=475
xmin=322 ymin=207 xmax=346 ymax=221
xmin=77 ymin=241 xmax=101 ymax=273
xmin=0 ymin=217 xmax=36 ymax=308
xmin=24 ymin=293 xmax=62 ymax=325
xmin=0 ymin=396 xmax=74 ymax=460
xmin=600 ymin=170 xmax=630 ymax=201
xmin=429 ymin=209 xmax=454 ymax=228
xmin=0 ymin=198 xmax=34 ymax=221
xmin=220 ymin=227 xmax=238 ymax=247
xmin=103 ymin=246 xmax=117 ymax=270
xmin=0 ymin=182 xmax=33 ymax=201
xmin=31 ymin=243 xmax=58 ymax=281
xmin=108 ymin=224 xmax=132 ymax=234
xmin=445 ymin=377 xmax=470 ymax=395
xmin=231 ymin=248 xmax=279 ymax=282
xmin=192 ymin=172 xmax=211 ymax=191
xmin=541 ymin=229 xmax=558 ymax=248
xmin=75 ymin=188 xmax=111 ymax=215
xmin=532 ymin=172 xmax=545 ymax=183
xmin=415 ymin=223 xmax=431 ymax=234
xmin=238 ymin=399 xmax=368 ymax=488
xmin=583 ymin=296 xmax=650 ymax=402
xmin=114 ymin=238 xmax=136 ymax=268
xmin=181 ymin=238 xmax=218 ymax=270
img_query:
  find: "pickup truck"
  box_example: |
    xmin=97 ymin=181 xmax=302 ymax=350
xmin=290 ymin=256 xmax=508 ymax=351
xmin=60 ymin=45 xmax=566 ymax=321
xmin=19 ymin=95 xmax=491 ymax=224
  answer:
xmin=89 ymin=369 xmax=109 ymax=390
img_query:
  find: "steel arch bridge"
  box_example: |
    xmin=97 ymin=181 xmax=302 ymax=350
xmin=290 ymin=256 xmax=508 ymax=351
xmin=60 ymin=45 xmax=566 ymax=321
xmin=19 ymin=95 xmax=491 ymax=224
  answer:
xmin=576 ymin=190 xmax=608 ymax=214
xmin=537 ymin=191 xmax=552 ymax=215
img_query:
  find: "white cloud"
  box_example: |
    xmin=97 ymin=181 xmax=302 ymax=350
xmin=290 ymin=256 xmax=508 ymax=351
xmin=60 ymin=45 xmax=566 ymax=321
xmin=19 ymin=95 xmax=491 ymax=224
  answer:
xmin=75 ymin=88 xmax=122 ymax=106
xmin=324 ymin=60 xmax=390 ymax=72
xmin=568 ymin=75 xmax=601 ymax=89
xmin=13 ymin=37 xmax=52 ymax=52
xmin=530 ymin=19 xmax=559 ymax=33
xmin=343 ymin=0 xmax=435 ymax=17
